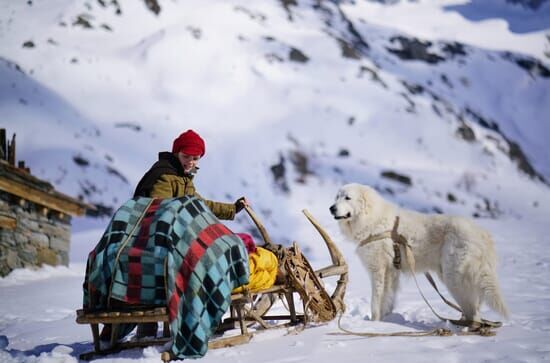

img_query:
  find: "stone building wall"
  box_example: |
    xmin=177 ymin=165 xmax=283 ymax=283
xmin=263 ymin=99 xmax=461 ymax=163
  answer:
xmin=0 ymin=191 xmax=72 ymax=277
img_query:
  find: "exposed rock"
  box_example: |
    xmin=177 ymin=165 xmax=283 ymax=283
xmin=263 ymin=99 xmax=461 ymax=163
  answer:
xmin=338 ymin=148 xmax=350 ymax=157
xmin=73 ymin=155 xmax=90 ymax=167
xmin=380 ymin=170 xmax=412 ymax=186
xmin=289 ymin=150 xmax=312 ymax=183
xmin=279 ymin=0 xmax=297 ymax=20
xmin=447 ymin=193 xmax=457 ymax=203
xmin=186 ymin=26 xmax=202 ymax=39
xmin=503 ymin=52 xmax=550 ymax=78
xmin=358 ymin=66 xmax=388 ymax=88
xmin=144 ymin=0 xmax=161 ymax=15
xmin=289 ymin=47 xmax=309 ymax=63
xmin=387 ymin=36 xmax=445 ymax=64
xmin=106 ymin=165 xmax=129 ymax=184
xmin=97 ymin=0 xmax=122 ymax=15
xmin=442 ymin=42 xmax=467 ymax=57
xmin=114 ymin=122 xmax=141 ymax=131
xmin=507 ymin=139 xmax=545 ymax=183
xmin=234 ymin=6 xmax=267 ymax=23
xmin=464 ymin=108 xmax=545 ymax=183
xmin=400 ymin=92 xmax=416 ymax=113
xmin=401 ymin=81 xmax=424 ymax=95
xmin=456 ymin=120 xmax=476 ymax=142
xmin=464 ymin=107 xmax=499 ymax=132
xmin=270 ymin=154 xmax=289 ymax=193
xmin=73 ymin=14 xmax=93 ymax=29
xmin=337 ymin=38 xmax=362 ymax=60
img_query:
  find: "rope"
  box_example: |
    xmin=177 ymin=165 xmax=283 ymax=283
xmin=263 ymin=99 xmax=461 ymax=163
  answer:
xmin=334 ymin=313 xmax=452 ymax=337
xmin=333 ymin=313 xmax=496 ymax=337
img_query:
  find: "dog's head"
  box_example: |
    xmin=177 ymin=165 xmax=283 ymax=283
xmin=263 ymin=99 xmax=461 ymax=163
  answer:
xmin=330 ymin=183 xmax=386 ymax=242
xmin=329 ymin=183 xmax=374 ymax=221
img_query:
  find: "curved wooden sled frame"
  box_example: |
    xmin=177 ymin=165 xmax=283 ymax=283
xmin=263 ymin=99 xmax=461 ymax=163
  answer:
xmin=76 ymin=206 xmax=348 ymax=361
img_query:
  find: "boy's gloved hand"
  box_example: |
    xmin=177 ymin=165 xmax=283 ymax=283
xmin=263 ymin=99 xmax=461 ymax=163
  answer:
xmin=234 ymin=197 xmax=248 ymax=214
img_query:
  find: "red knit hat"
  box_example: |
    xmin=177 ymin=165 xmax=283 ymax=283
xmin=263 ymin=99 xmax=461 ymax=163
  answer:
xmin=172 ymin=130 xmax=205 ymax=157
xmin=236 ymin=233 xmax=257 ymax=254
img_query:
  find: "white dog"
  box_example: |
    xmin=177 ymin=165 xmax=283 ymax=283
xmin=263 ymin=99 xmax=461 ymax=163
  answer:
xmin=330 ymin=183 xmax=508 ymax=323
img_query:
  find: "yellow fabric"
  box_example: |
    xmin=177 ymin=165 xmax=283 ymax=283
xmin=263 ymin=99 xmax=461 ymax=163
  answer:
xmin=233 ymin=247 xmax=278 ymax=293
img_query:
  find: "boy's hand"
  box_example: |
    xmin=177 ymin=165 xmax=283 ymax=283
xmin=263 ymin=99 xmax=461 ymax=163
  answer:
xmin=234 ymin=197 xmax=249 ymax=213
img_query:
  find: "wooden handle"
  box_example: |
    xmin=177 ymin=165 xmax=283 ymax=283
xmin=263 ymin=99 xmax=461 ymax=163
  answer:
xmin=244 ymin=205 xmax=275 ymax=248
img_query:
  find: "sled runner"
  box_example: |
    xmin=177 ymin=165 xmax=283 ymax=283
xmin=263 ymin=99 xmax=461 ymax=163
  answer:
xmin=76 ymin=199 xmax=348 ymax=361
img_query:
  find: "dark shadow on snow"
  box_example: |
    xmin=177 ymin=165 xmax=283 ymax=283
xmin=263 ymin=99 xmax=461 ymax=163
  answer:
xmin=1 ymin=341 xmax=152 ymax=360
xmin=444 ymin=0 xmax=550 ymax=34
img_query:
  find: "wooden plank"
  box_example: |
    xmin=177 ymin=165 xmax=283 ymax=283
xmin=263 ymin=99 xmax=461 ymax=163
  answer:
xmin=208 ymin=333 xmax=252 ymax=349
xmin=0 ymin=215 xmax=16 ymax=229
xmin=76 ymin=313 xmax=168 ymax=324
xmin=0 ymin=176 xmax=86 ymax=216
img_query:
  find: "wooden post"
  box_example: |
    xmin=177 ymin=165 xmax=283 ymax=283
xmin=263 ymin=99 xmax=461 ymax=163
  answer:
xmin=7 ymin=133 xmax=15 ymax=166
xmin=90 ymin=324 xmax=100 ymax=352
xmin=0 ymin=128 xmax=5 ymax=161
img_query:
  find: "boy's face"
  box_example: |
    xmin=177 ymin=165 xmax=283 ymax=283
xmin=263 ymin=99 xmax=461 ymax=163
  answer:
xmin=177 ymin=152 xmax=200 ymax=173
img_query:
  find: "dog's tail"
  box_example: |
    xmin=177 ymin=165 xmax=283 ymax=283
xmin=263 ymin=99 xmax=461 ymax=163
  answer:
xmin=481 ymin=271 xmax=509 ymax=319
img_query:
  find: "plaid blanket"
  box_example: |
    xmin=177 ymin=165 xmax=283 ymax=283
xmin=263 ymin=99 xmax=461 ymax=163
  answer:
xmin=83 ymin=196 xmax=249 ymax=359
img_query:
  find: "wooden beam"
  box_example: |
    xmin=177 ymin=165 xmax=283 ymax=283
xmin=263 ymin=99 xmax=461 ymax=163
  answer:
xmin=0 ymin=214 xmax=16 ymax=229
xmin=0 ymin=176 xmax=87 ymax=216
xmin=7 ymin=133 xmax=15 ymax=166
xmin=0 ymin=129 xmax=5 ymax=161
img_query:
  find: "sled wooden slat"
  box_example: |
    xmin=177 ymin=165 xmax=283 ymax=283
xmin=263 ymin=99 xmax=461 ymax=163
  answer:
xmin=76 ymin=308 xmax=169 ymax=324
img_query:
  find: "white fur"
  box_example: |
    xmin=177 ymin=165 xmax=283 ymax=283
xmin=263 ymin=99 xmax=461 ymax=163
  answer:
xmin=330 ymin=183 xmax=508 ymax=322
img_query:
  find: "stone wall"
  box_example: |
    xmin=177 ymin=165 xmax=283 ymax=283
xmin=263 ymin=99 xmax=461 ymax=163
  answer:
xmin=0 ymin=191 xmax=72 ymax=277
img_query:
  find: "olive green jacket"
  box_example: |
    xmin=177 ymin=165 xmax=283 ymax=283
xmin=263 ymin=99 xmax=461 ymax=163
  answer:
xmin=134 ymin=152 xmax=236 ymax=220
xmin=150 ymin=174 xmax=236 ymax=220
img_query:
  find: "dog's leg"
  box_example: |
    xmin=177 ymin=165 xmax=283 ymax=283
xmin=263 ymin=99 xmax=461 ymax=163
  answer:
xmin=369 ymin=267 xmax=386 ymax=321
xmin=441 ymin=254 xmax=482 ymax=322
xmin=381 ymin=268 xmax=400 ymax=317
xmin=445 ymin=282 xmax=481 ymax=322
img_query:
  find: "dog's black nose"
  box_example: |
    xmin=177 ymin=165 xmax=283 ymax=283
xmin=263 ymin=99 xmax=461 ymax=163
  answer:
xmin=329 ymin=205 xmax=337 ymax=214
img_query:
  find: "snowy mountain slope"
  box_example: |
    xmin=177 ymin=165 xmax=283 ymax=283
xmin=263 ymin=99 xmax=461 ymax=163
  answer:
xmin=1 ymin=0 xmax=548 ymax=230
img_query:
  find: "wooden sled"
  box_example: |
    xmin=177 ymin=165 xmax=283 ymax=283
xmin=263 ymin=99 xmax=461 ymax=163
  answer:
xmin=76 ymin=207 xmax=348 ymax=361
xmin=76 ymin=285 xmax=300 ymax=361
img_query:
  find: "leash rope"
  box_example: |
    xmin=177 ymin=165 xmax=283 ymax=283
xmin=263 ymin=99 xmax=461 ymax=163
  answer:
xmin=333 ymin=313 xmax=496 ymax=337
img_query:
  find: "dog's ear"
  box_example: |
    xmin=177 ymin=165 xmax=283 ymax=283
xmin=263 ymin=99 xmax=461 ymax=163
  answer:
xmin=359 ymin=187 xmax=371 ymax=213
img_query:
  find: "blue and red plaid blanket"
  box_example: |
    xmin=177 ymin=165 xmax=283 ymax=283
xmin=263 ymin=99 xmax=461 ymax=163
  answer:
xmin=83 ymin=196 xmax=249 ymax=359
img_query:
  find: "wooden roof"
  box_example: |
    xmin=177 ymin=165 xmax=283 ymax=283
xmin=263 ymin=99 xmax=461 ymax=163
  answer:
xmin=0 ymin=160 xmax=92 ymax=216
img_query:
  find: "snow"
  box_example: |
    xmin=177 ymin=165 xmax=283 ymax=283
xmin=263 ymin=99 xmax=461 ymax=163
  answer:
xmin=1 ymin=0 xmax=549 ymax=362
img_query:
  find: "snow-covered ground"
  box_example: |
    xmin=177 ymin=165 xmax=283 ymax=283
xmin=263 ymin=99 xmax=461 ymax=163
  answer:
xmin=1 ymin=0 xmax=549 ymax=361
